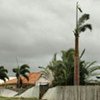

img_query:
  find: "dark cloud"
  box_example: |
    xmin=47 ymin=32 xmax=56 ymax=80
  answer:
xmin=0 ymin=0 xmax=99 ymax=75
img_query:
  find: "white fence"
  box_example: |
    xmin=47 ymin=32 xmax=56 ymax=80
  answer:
xmin=42 ymin=86 xmax=100 ymax=100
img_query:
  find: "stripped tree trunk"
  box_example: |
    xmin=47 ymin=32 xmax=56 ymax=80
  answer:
xmin=74 ymin=36 xmax=79 ymax=85
xmin=74 ymin=2 xmax=80 ymax=85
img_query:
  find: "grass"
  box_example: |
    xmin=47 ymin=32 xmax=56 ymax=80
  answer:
xmin=0 ymin=96 xmax=38 ymax=100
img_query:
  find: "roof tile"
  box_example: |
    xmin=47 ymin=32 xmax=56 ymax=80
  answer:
xmin=6 ymin=72 xmax=41 ymax=85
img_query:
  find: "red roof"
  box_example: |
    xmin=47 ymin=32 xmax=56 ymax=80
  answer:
xmin=6 ymin=72 xmax=41 ymax=85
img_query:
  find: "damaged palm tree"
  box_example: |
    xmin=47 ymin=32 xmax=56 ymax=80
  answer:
xmin=74 ymin=2 xmax=92 ymax=85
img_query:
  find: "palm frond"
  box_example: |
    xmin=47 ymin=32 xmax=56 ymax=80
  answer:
xmin=85 ymin=61 xmax=96 ymax=69
xmin=1 ymin=78 xmax=6 ymax=82
xmin=20 ymin=69 xmax=30 ymax=74
xmin=4 ymin=74 xmax=9 ymax=80
xmin=88 ymin=66 xmax=100 ymax=73
xmin=90 ymin=72 xmax=100 ymax=77
xmin=79 ymin=14 xmax=90 ymax=26
xmin=0 ymin=66 xmax=8 ymax=73
xmin=80 ymin=49 xmax=85 ymax=59
xmin=22 ymin=74 xmax=29 ymax=81
xmin=0 ymin=69 xmax=8 ymax=73
xmin=61 ymin=49 xmax=74 ymax=62
xmin=0 ymin=74 xmax=9 ymax=81
xmin=79 ymin=24 xmax=92 ymax=33
xmin=86 ymin=72 xmax=100 ymax=80
xmin=78 ymin=6 xmax=82 ymax=13
xmin=20 ymin=64 xmax=30 ymax=70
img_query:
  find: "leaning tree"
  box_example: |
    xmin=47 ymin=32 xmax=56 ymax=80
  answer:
xmin=0 ymin=66 xmax=9 ymax=82
xmin=13 ymin=64 xmax=30 ymax=88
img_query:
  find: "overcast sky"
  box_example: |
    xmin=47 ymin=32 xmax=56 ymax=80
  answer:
xmin=0 ymin=0 xmax=100 ymax=75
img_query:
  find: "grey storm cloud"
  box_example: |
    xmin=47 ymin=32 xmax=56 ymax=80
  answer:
xmin=0 ymin=0 xmax=100 ymax=75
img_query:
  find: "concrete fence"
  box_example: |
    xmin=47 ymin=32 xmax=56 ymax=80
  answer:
xmin=42 ymin=86 xmax=100 ymax=100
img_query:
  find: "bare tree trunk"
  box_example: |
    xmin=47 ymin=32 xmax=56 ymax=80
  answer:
xmin=74 ymin=36 xmax=80 ymax=85
xmin=17 ymin=76 xmax=20 ymax=88
xmin=74 ymin=2 xmax=80 ymax=85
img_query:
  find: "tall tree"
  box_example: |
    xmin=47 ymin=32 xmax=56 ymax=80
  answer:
xmin=0 ymin=66 xmax=9 ymax=82
xmin=13 ymin=64 xmax=30 ymax=88
xmin=74 ymin=2 xmax=92 ymax=85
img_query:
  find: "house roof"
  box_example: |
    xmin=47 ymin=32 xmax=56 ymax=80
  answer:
xmin=6 ymin=72 xmax=41 ymax=85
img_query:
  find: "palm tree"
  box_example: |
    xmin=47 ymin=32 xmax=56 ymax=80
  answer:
xmin=13 ymin=64 xmax=30 ymax=88
xmin=47 ymin=49 xmax=75 ymax=86
xmin=0 ymin=66 xmax=9 ymax=82
xmin=74 ymin=2 xmax=92 ymax=85
xmin=46 ymin=49 xmax=100 ymax=86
